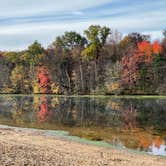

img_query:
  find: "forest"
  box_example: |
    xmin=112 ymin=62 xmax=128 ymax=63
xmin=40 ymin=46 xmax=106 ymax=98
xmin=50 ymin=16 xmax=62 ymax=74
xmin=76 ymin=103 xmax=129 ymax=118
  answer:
xmin=0 ymin=25 xmax=166 ymax=95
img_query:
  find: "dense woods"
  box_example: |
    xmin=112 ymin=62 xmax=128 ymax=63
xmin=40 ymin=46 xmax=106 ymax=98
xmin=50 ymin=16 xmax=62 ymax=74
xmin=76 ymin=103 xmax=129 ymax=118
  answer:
xmin=0 ymin=25 xmax=166 ymax=95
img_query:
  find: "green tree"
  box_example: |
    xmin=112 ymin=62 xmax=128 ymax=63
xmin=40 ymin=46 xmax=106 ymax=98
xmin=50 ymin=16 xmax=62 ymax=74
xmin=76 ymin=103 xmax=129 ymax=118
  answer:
xmin=128 ymin=32 xmax=150 ymax=47
xmin=10 ymin=65 xmax=32 ymax=93
xmin=4 ymin=52 xmax=20 ymax=64
xmin=81 ymin=25 xmax=111 ymax=92
xmin=82 ymin=25 xmax=111 ymax=59
xmin=54 ymin=31 xmax=87 ymax=51
xmin=49 ymin=32 xmax=87 ymax=94
xmin=26 ymin=41 xmax=45 ymax=65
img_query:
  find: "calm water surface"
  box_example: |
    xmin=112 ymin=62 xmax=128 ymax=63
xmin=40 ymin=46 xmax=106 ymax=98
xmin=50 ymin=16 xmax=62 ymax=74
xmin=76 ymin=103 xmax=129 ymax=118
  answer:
xmin=0 ymin=95 xmax=166 ymax=156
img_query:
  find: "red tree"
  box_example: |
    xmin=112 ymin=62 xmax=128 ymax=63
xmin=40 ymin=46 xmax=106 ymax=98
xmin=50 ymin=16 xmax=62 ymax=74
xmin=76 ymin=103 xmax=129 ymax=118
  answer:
xmin=36 ymin=66 xmax=52 ymax=93
xmin=121 ymin=41 xmax=163 ymax=92
xmin=138 ymin=41 xmax=152 ymax=62
xmin=152 ymin=41 xmax=162 ymax=54
xmin=121 ymin=50 xmax=144 ymax=90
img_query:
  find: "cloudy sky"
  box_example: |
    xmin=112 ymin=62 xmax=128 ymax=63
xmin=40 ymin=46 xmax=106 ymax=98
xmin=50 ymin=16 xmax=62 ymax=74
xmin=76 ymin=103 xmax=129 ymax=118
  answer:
xmin=0 ymin=0 xmax=165 ymax=50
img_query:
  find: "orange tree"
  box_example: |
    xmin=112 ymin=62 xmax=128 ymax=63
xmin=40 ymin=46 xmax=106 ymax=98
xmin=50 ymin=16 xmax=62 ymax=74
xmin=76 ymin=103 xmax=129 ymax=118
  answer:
xmin=120 ymin=41 xmax=164 ymax=94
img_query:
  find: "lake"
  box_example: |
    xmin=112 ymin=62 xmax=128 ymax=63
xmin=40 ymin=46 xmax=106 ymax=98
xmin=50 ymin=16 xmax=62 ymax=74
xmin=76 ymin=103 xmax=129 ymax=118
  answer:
xmin=0 ymin=95 xmax=166 ymax=156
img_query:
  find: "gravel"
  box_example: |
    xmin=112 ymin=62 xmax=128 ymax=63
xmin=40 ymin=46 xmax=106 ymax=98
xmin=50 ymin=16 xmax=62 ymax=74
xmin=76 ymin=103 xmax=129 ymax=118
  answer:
xmin=0 ymin=128 xmax=165 ymax=166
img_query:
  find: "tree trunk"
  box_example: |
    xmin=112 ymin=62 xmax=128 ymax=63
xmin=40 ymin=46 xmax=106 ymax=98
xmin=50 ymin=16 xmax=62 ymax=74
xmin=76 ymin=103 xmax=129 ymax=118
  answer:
xmin=79 ymin=63 xmax=84 ymax=92
xmin=66 ymin=70 xmax=71 ymax=93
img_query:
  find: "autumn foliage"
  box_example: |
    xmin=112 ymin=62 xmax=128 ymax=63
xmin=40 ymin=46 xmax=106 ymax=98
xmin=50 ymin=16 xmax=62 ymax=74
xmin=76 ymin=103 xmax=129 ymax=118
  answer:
xmin=137 ymin=41 xmax=162 ymax=62
xmin=0 ymin=27 xmax=166 ymax=95
xmin=152 ymin=41 xmax=162 ymax=54
xmin=36 ymin=66 xmax=52 ymax=93
xmin=138 ymin=41 xmax=152 ymax=62
xmin=121 ymin=41 xmax=163 ymax=92
xmin=121 ymin=50 xmax=143 ymax=89
xmin=37 ymin=97 xmax=52 ymax=122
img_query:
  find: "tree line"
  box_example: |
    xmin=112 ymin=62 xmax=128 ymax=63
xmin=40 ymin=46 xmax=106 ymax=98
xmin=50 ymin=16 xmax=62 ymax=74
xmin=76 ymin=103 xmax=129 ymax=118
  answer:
xmin=0 ymin=25 xmax=166 ymax=95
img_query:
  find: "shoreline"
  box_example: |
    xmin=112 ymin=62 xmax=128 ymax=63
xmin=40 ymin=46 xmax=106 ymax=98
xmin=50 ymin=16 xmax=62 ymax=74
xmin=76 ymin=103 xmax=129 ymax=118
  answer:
xmin=0 ymin=127 xmax=165 ymax=166
xmin=1 ymin=94 xmax=166 ymax=99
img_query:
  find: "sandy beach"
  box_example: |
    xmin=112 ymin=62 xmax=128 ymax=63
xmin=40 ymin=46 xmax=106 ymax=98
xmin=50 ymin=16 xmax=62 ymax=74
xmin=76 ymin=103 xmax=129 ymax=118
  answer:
xmin=0 ymin=128 xmax=165 ymax=166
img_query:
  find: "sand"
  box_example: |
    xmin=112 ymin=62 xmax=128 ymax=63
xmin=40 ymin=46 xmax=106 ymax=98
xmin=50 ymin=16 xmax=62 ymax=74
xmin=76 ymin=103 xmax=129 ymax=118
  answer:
xmin=0 ymin=128 xmax=165 ymax=166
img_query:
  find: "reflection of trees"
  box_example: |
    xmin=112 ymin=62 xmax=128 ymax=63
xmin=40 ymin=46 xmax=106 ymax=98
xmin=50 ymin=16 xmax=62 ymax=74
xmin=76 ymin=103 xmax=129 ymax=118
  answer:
xmin=37 ymin=97 xmax=52 ymax=122
xmin=137 ymin=99 xmax=166 ymax=130
xmin=119 ymin=100 xmax=138 ymax=130
xmin=11 ymin=96 xmax=36 ymax=125
xmin=45 ymin=98 xmax=82 ymax=126
xmin=106 ymin=99 xmax=138 ymax=129
xmin=50 ymin=97 xmax=116 ymax=127
xmin=0 ymin=96 xmax=166 ymax=153
xmin=137 ymin=134 xmax=164 ymax=153
xmin=0 ymin=96 xmax=36 ymax=126
xmin=0 ymin=97 xmax=13 ymax=122
xmin=107 ymin=98 xmax=166 ymax=131
xmin=121 ymin=105 xmax=137 ymax=130
xmin=2 ymin=96 xmax=166 ymax=132
xmin=105 ymin=98 xmax=166 ymax=152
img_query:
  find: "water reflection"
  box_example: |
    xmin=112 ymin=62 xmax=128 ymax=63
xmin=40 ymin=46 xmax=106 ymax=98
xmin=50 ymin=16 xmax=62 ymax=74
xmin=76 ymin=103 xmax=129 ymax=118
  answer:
xmin=0 ymin=95 xmax=166 ymax=156
xmin=149 ymin=143 xmax=166 ymax=156
xmin=37 ymin=97 xmax=52 ymax=122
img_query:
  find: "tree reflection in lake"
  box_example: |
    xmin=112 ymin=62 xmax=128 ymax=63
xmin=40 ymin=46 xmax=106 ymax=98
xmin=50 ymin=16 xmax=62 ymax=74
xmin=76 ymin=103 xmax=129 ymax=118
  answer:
xmin=37 ymin=96 xmax=52 ymax=122
xmin=0 ymin=96 xmax=166 ymax=156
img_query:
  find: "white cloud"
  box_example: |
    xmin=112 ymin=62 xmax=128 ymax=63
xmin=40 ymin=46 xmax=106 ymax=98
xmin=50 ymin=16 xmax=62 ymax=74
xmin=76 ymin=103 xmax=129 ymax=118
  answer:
xmin=0 ymin=13 xmax=164 ymax=51
xmin=0 ymin=0 xmax=165 ymax=50
xmin=0 ymin=0 xmax=112 ymax=17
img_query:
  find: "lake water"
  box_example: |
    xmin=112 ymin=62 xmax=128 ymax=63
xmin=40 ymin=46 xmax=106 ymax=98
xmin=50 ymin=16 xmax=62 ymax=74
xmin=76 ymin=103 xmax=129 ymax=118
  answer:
xmin=0 ymin=95 xmax=166 ymax=156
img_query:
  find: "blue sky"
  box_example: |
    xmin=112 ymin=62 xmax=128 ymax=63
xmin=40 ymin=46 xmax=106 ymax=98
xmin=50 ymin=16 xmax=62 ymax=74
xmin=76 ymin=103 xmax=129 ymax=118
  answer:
xmin=0 ymin=0 xmax=165 ymax=50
